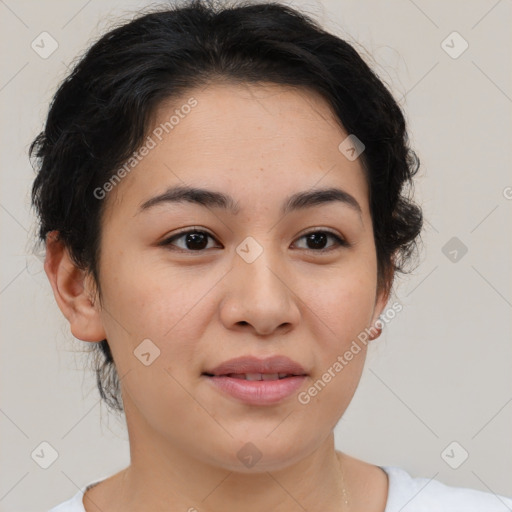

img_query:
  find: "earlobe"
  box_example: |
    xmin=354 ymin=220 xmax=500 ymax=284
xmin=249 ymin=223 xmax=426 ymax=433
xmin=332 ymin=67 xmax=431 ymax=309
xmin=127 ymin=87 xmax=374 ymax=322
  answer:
xmin=44 ymin=231 xmax=106 ymax=342
xmin=368 ymin=284 xmax=391 ymax=341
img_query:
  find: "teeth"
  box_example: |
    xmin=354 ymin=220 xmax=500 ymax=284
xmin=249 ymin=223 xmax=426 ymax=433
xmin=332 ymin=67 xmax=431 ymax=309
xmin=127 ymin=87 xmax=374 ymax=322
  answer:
xmin=225 ymin=373 xmax=291 ymax=380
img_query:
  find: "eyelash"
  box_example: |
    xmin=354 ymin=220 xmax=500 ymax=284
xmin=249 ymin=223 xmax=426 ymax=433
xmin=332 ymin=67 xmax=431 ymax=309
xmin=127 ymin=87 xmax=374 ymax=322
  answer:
xmin=158 ymin=227 xmax=349 ymax=253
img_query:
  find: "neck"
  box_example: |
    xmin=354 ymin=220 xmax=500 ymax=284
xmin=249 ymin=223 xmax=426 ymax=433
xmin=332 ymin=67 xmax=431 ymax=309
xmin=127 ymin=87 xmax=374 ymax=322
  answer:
xmin=112 ymin=423 xmax=349 ymax=512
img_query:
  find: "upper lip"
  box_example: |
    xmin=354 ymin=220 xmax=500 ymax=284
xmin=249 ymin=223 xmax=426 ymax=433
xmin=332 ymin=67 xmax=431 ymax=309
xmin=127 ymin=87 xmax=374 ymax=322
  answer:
xmin=203 ymin=355 xmax=308 ymax=376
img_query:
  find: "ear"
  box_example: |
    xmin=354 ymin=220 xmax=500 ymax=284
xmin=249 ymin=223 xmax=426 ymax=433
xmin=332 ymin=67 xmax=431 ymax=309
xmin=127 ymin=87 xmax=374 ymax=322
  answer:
xmin=44 ymin=231 xmax=106 ymax=342
xmin=368 ymin=278 xmax=393 ymax=341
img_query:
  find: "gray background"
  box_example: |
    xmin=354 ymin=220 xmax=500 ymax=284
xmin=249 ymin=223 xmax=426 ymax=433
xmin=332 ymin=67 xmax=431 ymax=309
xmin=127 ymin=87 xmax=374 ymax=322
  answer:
xmin=0 ymin=0 xmax=511 ymax=510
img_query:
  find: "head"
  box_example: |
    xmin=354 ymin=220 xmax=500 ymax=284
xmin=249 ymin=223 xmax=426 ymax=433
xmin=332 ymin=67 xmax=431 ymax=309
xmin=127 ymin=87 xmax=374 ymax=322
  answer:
xmin=30 ymin=0 xmax=422 ymax=471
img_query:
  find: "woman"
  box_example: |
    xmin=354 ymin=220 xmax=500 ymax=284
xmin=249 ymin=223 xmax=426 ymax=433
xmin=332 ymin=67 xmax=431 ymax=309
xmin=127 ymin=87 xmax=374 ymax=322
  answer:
xmin=30 ymin=1 xmax=512 ymax=510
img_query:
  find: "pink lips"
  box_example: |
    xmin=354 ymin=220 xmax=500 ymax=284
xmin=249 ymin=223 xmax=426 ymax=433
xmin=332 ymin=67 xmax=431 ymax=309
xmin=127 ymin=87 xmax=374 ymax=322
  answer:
xmin=202 ymin=355 xmax=308 ymax=406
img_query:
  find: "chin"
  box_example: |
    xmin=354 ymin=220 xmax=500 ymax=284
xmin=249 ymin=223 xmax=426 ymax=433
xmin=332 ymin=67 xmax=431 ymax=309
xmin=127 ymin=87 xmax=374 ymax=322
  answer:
xmin=202 ymin=435 xmax=314 ymax=474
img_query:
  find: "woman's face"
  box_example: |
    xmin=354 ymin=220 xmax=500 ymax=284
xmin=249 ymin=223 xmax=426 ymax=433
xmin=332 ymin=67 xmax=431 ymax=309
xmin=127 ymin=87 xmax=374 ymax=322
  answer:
xmin=91 ymin=82 xmax=388 ymax=471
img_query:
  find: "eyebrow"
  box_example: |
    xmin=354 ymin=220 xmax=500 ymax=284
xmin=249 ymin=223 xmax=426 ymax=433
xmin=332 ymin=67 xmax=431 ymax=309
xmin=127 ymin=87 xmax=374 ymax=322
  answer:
xmin=138 ymin=184 xmax=363 ymax=220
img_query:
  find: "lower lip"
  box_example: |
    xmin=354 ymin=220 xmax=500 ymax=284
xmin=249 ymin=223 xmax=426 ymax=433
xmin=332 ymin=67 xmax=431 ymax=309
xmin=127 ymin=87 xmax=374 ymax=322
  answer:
xmin=204 ymin=375 xmax=307 ymax=405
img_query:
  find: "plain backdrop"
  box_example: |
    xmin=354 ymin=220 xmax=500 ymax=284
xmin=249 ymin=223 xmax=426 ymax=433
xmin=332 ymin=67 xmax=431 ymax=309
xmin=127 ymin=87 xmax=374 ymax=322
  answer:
xmin=0 ymin=0 xmax=511 ymax=510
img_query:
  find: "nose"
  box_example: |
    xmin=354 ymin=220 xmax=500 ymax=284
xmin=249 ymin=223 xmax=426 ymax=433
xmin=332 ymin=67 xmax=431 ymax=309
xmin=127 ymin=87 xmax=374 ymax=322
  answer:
xmin=219 ymin=246 xmax=301 ymax=337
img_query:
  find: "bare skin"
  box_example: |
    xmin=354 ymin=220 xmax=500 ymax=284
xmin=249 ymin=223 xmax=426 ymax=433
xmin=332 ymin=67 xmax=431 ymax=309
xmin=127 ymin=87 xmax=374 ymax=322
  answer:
xmin=45 ymin=82 xmax=392 ymax=512
xmin=82 ymin=450 xmax=389 ymax=512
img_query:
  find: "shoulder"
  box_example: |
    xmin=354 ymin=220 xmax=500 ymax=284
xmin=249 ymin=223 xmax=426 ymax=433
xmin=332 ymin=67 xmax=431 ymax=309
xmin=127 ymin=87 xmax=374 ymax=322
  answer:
xmin=381 ymin=465 xmax=512 ymax=512
xmin=47 ymin=490 xmax=84 ymax=512
xmin=47 ymin=477 xmax=106 ymax=512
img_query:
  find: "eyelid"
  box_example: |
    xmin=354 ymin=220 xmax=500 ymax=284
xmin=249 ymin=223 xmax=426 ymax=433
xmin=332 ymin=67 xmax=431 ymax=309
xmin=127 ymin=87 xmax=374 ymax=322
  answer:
xmin=164 ymin=226 xmax=214 ymax=238
xmin=157 ymin=226 xmax=220 ymax=246
xmin=293 ymin=228 xmax=349 ymax=250
xmin=159 ymin=226 xmax=349 ymax=252
xmin=298 ymin=227 xmax=343 ymax=239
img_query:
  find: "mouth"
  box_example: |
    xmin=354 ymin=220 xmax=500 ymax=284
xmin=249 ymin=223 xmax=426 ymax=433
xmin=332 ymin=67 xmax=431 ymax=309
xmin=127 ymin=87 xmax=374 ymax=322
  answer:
xmin=202 ymin=371 xmax=307 ymax=405
xmin=203 ymin=354 xmax=307 ymax=377
xmin=202 ymin=372 xmax=304 ymax=380
xmin=202 ymin=355 xmax=308 ymax=405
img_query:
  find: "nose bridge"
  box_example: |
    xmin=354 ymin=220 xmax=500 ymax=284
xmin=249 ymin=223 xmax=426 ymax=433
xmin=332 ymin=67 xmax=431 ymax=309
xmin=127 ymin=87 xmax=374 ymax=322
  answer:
xmin=235 ymin=235 xmax=286 ymax=300
xmin=220 ymin=234 xmax=299 ymax=334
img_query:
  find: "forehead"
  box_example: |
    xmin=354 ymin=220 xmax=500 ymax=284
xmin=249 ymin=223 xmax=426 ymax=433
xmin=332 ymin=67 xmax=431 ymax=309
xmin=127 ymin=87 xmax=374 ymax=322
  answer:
xmin=153 ymin=81 xmax=347 ymax=156
xmin=104 ymin=82 xmax=369 ymax=220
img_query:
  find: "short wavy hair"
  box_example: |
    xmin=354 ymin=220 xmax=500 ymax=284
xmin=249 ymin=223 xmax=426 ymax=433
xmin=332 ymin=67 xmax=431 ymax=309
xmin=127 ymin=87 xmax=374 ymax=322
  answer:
xmin=30 ymin=0 xmax=423 ymax=414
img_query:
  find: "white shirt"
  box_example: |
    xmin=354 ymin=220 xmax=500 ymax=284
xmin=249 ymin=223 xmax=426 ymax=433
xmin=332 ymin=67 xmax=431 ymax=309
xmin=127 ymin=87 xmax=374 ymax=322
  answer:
xmin=48 ymin=465 xmax=512 ymax=511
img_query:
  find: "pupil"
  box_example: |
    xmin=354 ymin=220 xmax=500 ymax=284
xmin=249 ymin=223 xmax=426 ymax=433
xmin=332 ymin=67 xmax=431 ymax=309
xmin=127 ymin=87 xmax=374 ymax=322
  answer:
xmin=183 ymin=232 xmax=329 ymax=251
xmin=186 ymin=232 xmax=208 ymax=250
xmin=307 ymin=232 xmax=327 ymax=249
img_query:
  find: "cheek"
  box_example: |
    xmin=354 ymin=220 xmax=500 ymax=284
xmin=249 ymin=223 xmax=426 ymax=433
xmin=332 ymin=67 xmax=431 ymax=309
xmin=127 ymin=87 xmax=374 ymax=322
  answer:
xmin=292 ymin=273 xmax=374 ymax=419
xmin=100 ymin=246 xmax=195 ymax=330
xmin=296 ymin=260 xmax=377 ymax=343
xmin=97 ymin=260 xmax=212 ymax=428
xmin=291 ymin=255 xmax=377 ymax=405
xmin=97 ymin=251 xmax=219 ymax=373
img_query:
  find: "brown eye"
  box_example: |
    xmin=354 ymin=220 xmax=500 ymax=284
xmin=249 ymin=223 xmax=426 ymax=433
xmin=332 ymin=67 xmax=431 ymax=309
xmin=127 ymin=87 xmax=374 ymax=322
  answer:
xmin=160 ymin=230 xmax=220 ymax=251
xmin=294 ymin=230 xmax=348 ymax=252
